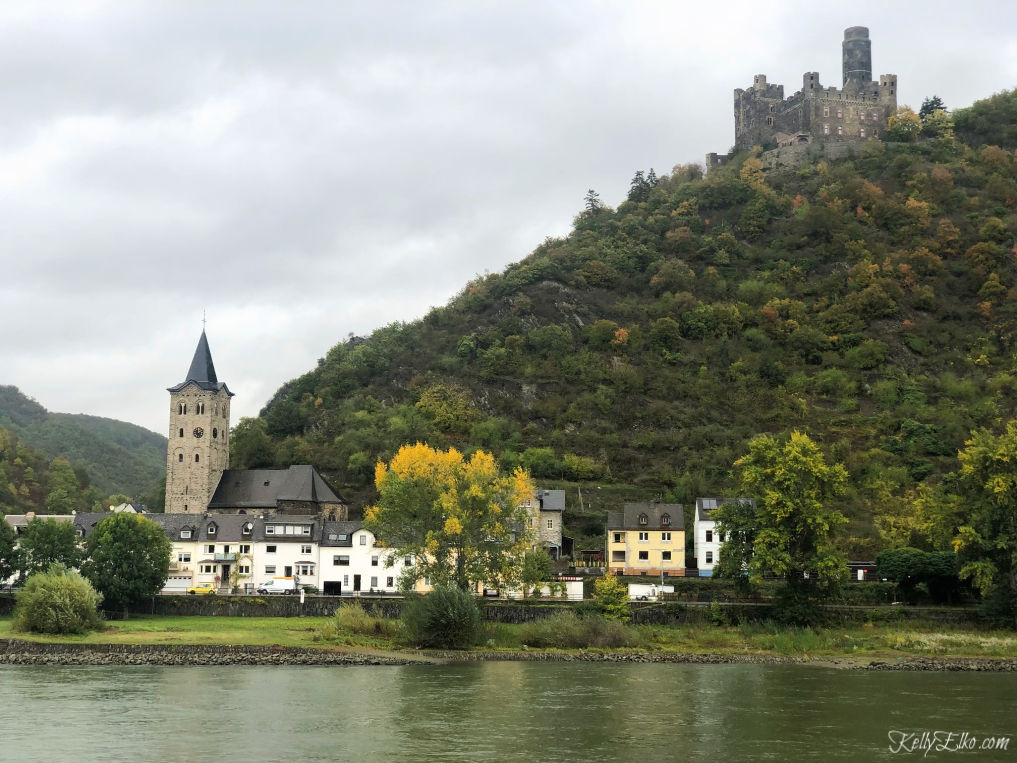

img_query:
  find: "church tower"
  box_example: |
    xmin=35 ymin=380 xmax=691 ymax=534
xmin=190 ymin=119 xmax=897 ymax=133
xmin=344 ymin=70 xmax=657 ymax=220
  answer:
xmin=165 ymin=330 xmax=233 ymax=514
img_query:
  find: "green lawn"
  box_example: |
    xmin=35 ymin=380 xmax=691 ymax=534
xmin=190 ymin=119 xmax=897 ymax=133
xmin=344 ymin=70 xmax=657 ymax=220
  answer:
xmin=3 ymin=614 xmax=1016 ymax=661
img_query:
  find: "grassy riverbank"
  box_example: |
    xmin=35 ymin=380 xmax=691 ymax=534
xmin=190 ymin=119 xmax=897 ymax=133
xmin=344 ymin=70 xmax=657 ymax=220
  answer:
xmin=2 ymin=615 xmax=1016 ymax=662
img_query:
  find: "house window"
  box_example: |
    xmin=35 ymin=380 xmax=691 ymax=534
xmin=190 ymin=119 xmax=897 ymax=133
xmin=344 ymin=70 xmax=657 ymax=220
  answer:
xmin=178 ymin=553 xmax=191 ymax=563
xmin=546 ymin=519 xmax=553 ymax=529
xmin=205 ymin=544 xmax=215 ymax=554
xmin=300 ymin=545 xmax=312 ymax=554
xmin=370 ymin=576 xmax=378 ymax=588
xmin=222 ymin=545 xmax=230 ymax=553
xmin=611 ymin=550 xmax=626 ymax=562
xmin=239 ymin=545 xmax=250 ymax=554
xmin=371 ymin=556 xmax=379 ymax=567
xmin=201 ymin=564 xmax=214 ymax=574
xmin=638 ymin=532 xmax=649 ymax=542
xmin=662 ymin=514 xmax=671 ymax=527
xmin=638 ymin=551 xmax=648 ymax=561
xmin=266 ymin=545 xmax=277 ymax=553
xmin=662 ymin=532 xmax=671 ymax=542
xmin=360 ymin=535 xmax=367 ymax=545
xmin=296 ymin=564 xmax=314 ymax=576
xmin=301 ymin=526 xmax=311 ymax=536
xmin=343 ymin=575 xmax=349 ymax=585
xmin=705 ymin=551 xmax=714 ymax=564
xmin=207 ymin=524 xmax=216 ymax=535
xmin=404 ymin=556 xmax=412 ymax=567
xmin=613 ymin=533 xmax=623 ymax=543
xmin=718 ymin=534 xmax=725 ymax=543
xmin=705 ymin=530 xmax=713 ymax=543
xmin=180 ymin=530 xmax=192 ymax=539
xmin=238 ymin=565 xmax=251 ymax=575
xmin=662 ymin=551 xmax=672 ymax=562
xmin=265 ymin=526 xmax=275 ymax=535
xmin=265 ymin=565 xmax=276 ymax=574
xmin=334 ymin=556 xmax=350 ymax=566
xmin=386 ymin=577 xmax=394 ymax=588
xmin=638 ymin=514 xmax=648 ymax=526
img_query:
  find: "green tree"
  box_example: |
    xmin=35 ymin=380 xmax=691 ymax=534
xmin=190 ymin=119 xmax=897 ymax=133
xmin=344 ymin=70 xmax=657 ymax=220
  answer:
xmin=0 ymin=515 xmax=20 ymax=584
xmin=230 ymin=417 xmax=276 ymax=469
xmin=12 ymin=563 xmax=103 ymax=635
xmin=887 ymin=106 xmax=922 ymax=142
xmin=715 ymin=432 xmax=848 ymax=620
xmin=521 ymin=549 xmax=554 ymax=597
xmin=954 ymin=422 xmax=1017 ymax=623
xmin=918 ymin=95 xmax=946 ymax=119
xmin=593 ymin=572 xmax=630 ymax=622
xmin=365 ymin=444 xmax=535 ymax=592
xmin=81 ymin=513 xmax=171 ymax=615
xmin=18 ymin=518 xmax=82 ymax=579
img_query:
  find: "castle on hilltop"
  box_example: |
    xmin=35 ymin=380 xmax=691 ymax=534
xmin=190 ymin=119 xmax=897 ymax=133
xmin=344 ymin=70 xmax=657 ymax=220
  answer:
xmin=707 ymin=26 xmax=897 ymax=171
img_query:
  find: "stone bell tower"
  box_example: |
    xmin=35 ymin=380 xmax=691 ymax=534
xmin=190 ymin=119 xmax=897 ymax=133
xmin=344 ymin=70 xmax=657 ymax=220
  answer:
xmin=165 ymin=330 xmax=233 ymax=514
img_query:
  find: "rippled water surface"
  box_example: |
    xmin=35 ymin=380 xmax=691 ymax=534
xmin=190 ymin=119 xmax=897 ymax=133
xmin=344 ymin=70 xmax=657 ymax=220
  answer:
xmin=2 ymin=662 xmax=1015 ymax=761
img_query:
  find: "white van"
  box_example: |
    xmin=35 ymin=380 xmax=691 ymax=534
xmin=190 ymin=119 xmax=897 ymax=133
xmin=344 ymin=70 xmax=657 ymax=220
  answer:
xmin=256 ymin=577 xmax=298 ymax=595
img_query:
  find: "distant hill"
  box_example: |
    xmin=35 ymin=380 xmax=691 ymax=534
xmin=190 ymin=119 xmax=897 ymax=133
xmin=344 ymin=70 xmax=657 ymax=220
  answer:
xmin=0 ymin=385 xmax=166 ymax=498
xmin=237 ymin=90 xmax=1017 ymax=555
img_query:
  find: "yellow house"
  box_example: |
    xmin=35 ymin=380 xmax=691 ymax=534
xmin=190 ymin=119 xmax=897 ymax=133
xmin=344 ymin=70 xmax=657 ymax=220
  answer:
xmin=606 ymin=502 xmax=685 ymax=577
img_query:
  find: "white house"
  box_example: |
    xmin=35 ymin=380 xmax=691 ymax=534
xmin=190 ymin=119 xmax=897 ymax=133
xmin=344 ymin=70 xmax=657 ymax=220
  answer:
xmin=694 ymin=498 xmax=727 ymax=577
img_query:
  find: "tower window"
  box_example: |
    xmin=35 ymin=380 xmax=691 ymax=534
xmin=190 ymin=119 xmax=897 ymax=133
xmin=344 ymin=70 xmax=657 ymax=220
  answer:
xmin=183 ymin=404 xmax=187 ymax=414
xmin=178 ymin=454 xmax=183 ymax=462
xmin=178 ymin=403 xmax=183 ymax=415
xmin=195 ymin=454 xmax=200 ymax=463
xmin=823 ymin=124 xmax=830 ymax=135
xmin=179 ymin=428 xmax=184 ymax=437
xmin=212 ymin=428 xmax=217 ymax=438
xmin=823 ymin=106 xmax=829 ymax=117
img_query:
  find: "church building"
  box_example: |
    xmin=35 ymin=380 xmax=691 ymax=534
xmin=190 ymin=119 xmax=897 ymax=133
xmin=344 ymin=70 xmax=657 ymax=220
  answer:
xmin=165 ymin=331 xmax=346 ymax=518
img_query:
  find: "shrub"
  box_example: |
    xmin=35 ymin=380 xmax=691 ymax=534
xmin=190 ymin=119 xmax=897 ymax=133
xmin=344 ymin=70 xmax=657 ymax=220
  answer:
xmin=401 ymin=586 xmax=482 ymax=649
xmin=12 ymin=563 xmax=103 ymax=635
xmin=316 ymin=602 xmax=398 ymax=641
xmin=518 ymin=611 xmax=640 ymax=649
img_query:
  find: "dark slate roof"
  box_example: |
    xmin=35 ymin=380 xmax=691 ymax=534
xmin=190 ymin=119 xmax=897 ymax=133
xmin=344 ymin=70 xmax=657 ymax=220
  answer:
xmin=168 ymin=330 xmax=233 ymax=395
xmin=207 ymin=465 xmax=345 ymax=510
xmin=606 ymin=502 xmax=685 ymax=531
xmin=535 ymin=488 xmax=565 ymax=512
xmin=695 ymin=497 xmax=754 ymax=522
xmin=319 ymin=521 xmax=364 ymax=547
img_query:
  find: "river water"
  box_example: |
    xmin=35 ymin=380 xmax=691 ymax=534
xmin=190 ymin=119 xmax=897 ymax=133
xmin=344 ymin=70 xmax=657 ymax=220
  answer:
xmin=2 ymin=662 xmax=1014 ymax=762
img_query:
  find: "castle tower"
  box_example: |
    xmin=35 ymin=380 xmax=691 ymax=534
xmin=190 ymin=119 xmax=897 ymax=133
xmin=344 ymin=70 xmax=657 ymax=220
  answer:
xmin=165 ymin=330 xmax=233 ymax=514
xmin=842 ymin=26 xmax=872 ymax=87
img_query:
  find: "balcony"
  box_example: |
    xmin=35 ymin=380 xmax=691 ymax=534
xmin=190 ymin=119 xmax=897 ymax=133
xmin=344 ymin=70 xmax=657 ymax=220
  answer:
xmin=213 ymin=553 xmax=237 ymax=562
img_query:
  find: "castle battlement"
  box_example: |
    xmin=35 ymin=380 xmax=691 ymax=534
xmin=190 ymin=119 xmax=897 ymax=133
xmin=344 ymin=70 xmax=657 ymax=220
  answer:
xmin=710 ymin=26 xmax=897 ymax=171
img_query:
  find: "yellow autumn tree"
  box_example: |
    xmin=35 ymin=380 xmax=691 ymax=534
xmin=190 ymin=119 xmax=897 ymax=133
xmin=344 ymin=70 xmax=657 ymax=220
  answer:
xmin=364 ymin=443 xmax=536 ymax=592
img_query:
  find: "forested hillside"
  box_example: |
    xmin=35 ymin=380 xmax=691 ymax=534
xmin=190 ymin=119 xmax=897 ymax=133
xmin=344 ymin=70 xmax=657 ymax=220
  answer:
xmin=239 ymin=90 xmax=1017 ymax=555
xmin=0 ymin=386 xmax=166 ymax=502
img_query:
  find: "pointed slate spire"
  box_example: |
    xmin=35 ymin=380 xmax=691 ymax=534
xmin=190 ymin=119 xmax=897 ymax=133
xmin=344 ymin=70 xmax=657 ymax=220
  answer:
xmin=168 ymin=330 xmax=233 ymax=395
xmin=185 ymin=330 xmax=218 ymax=385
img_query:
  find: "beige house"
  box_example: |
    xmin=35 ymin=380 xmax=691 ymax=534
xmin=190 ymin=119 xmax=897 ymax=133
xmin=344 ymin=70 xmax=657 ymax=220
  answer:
xmin=606 ymin=502 xmax=685 ymax=577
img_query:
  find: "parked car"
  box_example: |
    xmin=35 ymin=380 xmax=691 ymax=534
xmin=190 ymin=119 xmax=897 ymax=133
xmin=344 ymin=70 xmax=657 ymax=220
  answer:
xmin=256 ymin=577 xmax=298 ymax=595
xmin=186 ymin=582 xmax=217 ymax=595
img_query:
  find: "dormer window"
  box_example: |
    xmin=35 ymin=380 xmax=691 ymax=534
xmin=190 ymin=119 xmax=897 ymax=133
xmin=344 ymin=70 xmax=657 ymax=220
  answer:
xmin=662 ymin=514 xmax=671 ymax=527
xmin=242 ymin=523 xmax=253 ymax=536
xmin=638 ymin=513 xmax=648 ymax=526
xmin=207 ymin=523 xmax=217 ymax=536
xmin=181 ymin=529 xmax=192 ymax=539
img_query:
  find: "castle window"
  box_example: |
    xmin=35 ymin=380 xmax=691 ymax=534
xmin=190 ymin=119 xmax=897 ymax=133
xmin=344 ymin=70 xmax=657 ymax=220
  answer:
xmin=195 ymin=454 xmax=200 ymax=463
xmin=766 ymin=116 xmax=773 ymax=126
xmin=823 ymin=106 xmax=829 ymax=117
xmin=837 ymin=109 xmax=843 ymax=119
xmin=823 ymin=124 xmax=830 ymax=135
xmin=837 ymin=125 xmax=843 ymax=135
xmin=769 ymin=104 xmax=775 ymax=113
xmin=179 ymin=428 xmax=184 ymax=438
xmin=183 ymin=404 xmax=187 ymax=414
xmin=212 ymin=428 xmax=218 ymax=439
xmin=178 ymin=453 xmax=183 ymax=462
xmin=860 ymin=128 xmax=866 ymax=138
xmin=178 ymin=403 xmax=182 ymax=415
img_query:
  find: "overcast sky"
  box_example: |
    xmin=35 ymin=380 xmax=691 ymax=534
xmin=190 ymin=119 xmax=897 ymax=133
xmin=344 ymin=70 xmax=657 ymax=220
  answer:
xmin=3 ymin=1 xmax=1015 ymax=436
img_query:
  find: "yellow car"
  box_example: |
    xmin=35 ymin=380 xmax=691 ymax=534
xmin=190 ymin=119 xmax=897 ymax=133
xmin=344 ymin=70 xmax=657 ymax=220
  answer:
xmin=186 ymin=582 xmax=217 ymax=595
